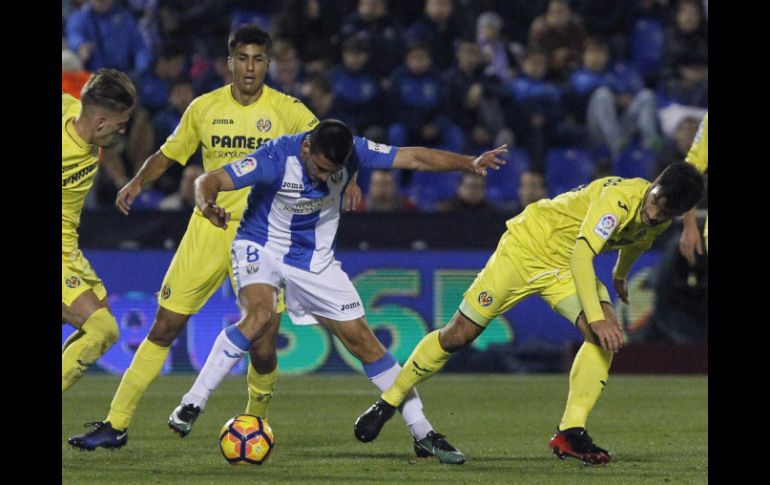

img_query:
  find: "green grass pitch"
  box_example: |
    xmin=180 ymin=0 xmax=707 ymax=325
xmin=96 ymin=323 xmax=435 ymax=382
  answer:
xmin=62 ymin=374 xmax=707 ymax=484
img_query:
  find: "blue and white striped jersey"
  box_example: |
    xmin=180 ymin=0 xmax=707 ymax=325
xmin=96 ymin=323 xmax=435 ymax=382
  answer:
xmin=223 ymin=132 xmax=397 ymax=273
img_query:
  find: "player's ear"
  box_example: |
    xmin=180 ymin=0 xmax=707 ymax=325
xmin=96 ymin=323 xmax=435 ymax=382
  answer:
xmin=227 ymin=56 xmax=233 ymax=71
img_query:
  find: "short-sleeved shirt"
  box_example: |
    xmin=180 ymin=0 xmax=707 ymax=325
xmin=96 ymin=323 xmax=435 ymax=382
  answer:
xmin=62 ymin=94 xmax=100 ymax=253
xmin=223 ymin=134 xmax=397 ymax=273
xmin=686 ymin=113 xmax=708 ymax=174
xmin=506 ymin=176 xmax=670 ymax=268
xmin=160 ymin=84 xmax=318 ymax=220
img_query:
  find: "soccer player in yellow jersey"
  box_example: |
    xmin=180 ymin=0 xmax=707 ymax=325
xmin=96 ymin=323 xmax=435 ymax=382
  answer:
xmin=62 ymin=69 xmax=137 ymax=393
xmin=679 ymin=112 xmax=708 ymax=261
xmin=69 ymin=25 xmax=357 ymax=450
xmin=355 ymin=162 xmax=704 ymax=465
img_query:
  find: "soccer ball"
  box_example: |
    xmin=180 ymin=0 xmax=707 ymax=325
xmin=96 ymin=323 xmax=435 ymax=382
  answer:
xmin=218 ymin=414 xmax=274 ymax=465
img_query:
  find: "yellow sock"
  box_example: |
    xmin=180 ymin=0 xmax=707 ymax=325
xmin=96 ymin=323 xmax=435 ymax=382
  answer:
xmin=381 ymin=330 xmax=451 ymax=407
xmin=106 ymin=338 xmax=169 ymax=430
xmin=62 ymin=308 xmax=119 ymax=393
xmin=559 ymin=342 xmax=613 ymax=430
xmin=245 ymin=364 xmax=279 ymax=418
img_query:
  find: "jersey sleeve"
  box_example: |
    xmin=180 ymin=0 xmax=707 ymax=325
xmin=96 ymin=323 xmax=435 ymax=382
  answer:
xmin=685 ymin=113 xmax=708 ymax=173
xmin=287 ymin=97 xmax=320 ymax=133
xmin=576 ymin=184 xmax=633 ymax=254
xmin=222 ymin=146 xmax=280 ymax=191
xmin=159 ymin=98 xmax=201 ymax=165
xmin=354 ymin=136 xmax=399 ymax=169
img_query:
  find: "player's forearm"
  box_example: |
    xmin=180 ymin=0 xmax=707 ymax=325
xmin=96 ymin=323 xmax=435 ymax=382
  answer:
xmin=194 ymin=173 xmax=222 ymax=212
xmin=613 ymin=246 xmax=644 ymax=280
xmin=681 ymin=207 xmax=698 ymax=231
xmin=394 ymin=147 xmax=474 ymax=172
xmin=570 ymin=239 xmax=605 ymax=324
xmin=132 ymin=150 xmax=177 ymax=188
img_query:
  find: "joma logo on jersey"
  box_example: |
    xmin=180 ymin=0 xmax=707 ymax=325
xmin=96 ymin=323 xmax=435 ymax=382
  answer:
xmin=65 ymin=276 xmax=81 ymax=288
xmin=211 ymin=135 xmax=271 ymax=149
xmin=340 ymin=301 xmax=361 ymax=311
xmin=212 ymin=119 xmax=234 ymax=124
xmin=281 ymin=181 xmax=304 ymax=190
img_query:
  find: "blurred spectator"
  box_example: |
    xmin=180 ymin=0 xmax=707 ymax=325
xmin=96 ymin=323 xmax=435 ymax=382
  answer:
xmin=153 ymin=0 xmax=234 ymax=58
xmin=136 ymin=41 xmax=188 ymax=115
xmin=586 ymin=66 xmax=661 ymax=158
xmin=329 ymin=37 xmax=386 ymax=140
xmin=405 ymin=0 xmax=465 ymax=71
xmin=505 ymin=47 xmax=563 ymax=169
xmin=151 ymin=79 xmax=197 ymax=194
xmin=62 ymin=49 xmax=91 ymax=98
xmin=572 ymin=0 xmax=635 ymax=61
xmin=66 ymin=0 xmax=153 ymax=79
xmin=266 ymin=40 xmax=306 ymax=98
xmin=476 ymin=11 xmax=517 ymax=83
xmin=191 ymin=53 xmax=231 ymax=95
xmin=564 ymin=37 xmax=611 ymax=123
xmin=654 ymin=115 xmax=699 ymax=177
xmin=443 ymin=37 xmax=511 ymax=153
xmin=455 ymin=0 xmax=542 ymax=46
xmin=661 ymin=0 xmax=708 ymax=107
xmin=528 ymin=0 xmax=587 ymax=82
xmin=508 ymin=169 xmax=547 ymax=214
xmin=438 ymin=172 xmax=500 ymax=215
xmin=387 ymin=42 xmax=464 ymax=153
xmin=272 ymin=0 xmax=340 ymax=74
xmin=357 ymin=170 xmax=416 ymax=212
xmin=301 ymin=75 xmax=347 ymax=122
xmin=158 ymin=164 xmax=204 ymax=211
xmin=340 ymin=0 xmax=403 ymax=79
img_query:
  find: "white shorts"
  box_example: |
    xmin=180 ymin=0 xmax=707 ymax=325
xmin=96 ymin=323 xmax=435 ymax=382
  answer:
xmin=231 ymin=239 xmax=365 ymax=325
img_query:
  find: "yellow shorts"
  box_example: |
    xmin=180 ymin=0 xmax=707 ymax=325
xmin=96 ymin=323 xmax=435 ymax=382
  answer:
xmin=158 ymin=214 xmax=286 ymax=314
xmin=62 ymin=247 xmax=107 ymax=306
xmin=459 ymin=231 xmax=611 ymax=327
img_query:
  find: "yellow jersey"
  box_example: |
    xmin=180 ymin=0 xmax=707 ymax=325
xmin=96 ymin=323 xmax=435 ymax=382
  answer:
xmin=62 ymin=94 xmax=100 ymax=253
xmin=506 ymin=176 xmax=670 ymax=269
xmin=686 ymin=113 xmax=708 ymax=173
xmin=159 ymin=84 xmax=318 ymax=220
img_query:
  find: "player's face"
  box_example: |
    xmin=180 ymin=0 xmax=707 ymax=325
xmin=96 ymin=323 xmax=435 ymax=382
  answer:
xmin=92 ymin=107 xmax=134 ymax=148
xmin=641 ymin=186 xmax=679 ymax=226
xmin=302 ymin=139 xmax=343 ymax=183
xmin=229 ymin=43 xmax=269 ymax=97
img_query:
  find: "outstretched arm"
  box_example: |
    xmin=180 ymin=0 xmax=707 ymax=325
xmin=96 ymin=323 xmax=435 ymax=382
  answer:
xmin=391 ymin=145 xmax=507 ymax=175
xmin=115 ymin=150 xmax=178 ymax=215
xmin=194 ymin=169 xmax=235 ymax=229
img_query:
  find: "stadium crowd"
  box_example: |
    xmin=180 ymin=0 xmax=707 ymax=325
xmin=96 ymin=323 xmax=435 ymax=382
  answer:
xmin=63 ymin=0 xmax=707 ymax=214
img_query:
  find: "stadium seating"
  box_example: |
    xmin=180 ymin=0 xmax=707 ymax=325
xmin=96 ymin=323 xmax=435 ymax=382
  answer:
xmin=486 ymin=148 xmax=531 ymax=203
xmin=545 ymin=148 xmax=596 ymax=197
xmin=613 ymin=145 xmax=657 ymax=180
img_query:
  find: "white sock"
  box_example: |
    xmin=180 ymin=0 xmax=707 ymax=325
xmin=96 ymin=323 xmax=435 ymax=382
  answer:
xmin=364 ymin=353 xmax=433 ymax=440
xmin=182 ymin=326 xmax=250 ymax=410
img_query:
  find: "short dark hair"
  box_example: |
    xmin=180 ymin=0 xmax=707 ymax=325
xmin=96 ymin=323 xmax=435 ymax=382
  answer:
xmin=309 ymin=120 xmax=354 ymax=167
xmin=654 ymin=162 xmax=704 ymax=214
xmin=80 ymin=68 xmax=136 ymax=112
xmin=228 ymin=24 xmax=272 ymax=54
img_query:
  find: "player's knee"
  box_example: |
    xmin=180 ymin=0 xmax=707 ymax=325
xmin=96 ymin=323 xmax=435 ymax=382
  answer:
xmin=241 ymin=307 xmax=275 ymax=338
